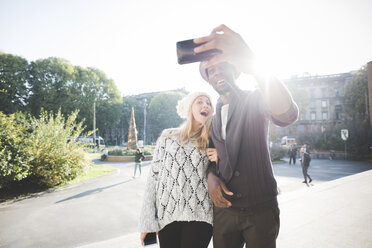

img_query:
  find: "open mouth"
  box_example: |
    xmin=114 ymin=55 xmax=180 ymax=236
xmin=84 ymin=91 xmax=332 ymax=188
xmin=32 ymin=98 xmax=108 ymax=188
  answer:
xmin=200 ymin=111 xmax=208 ymax=117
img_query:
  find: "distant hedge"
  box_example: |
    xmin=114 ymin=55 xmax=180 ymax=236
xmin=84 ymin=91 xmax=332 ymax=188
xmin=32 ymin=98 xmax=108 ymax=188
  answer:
xmin=0 ymin=110 xmax=91 ymax=188
xmin=270 ymin=144 xmax=287 ymax=161
xmin=108 ymin=147 xmax=153 ymax=156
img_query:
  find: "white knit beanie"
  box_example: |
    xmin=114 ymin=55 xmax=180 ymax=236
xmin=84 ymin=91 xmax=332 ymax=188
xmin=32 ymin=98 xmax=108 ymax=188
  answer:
xmin=176 ymin=92 xmax=213 ymax=119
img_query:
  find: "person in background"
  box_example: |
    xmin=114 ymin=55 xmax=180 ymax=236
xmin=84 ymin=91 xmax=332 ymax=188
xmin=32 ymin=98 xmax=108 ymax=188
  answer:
xmin=133 ymin=148 xmax=145 ymax=178
xmin=139 ymin=92 xmax=218 ymax=248
xmin=100 ymin=148 xmax=108 ymax=161
xmin=288 ymin=144 xmax=297 ymax=165
xmin=300 ymin=144 xmax=312 ymax=183
xmin=299 ymin=144 xmax=306 ymax=166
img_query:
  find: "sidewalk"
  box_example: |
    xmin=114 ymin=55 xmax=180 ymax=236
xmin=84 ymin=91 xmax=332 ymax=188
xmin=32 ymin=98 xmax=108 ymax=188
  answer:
xmin=77 ymin=169 xmax=372 ymax=248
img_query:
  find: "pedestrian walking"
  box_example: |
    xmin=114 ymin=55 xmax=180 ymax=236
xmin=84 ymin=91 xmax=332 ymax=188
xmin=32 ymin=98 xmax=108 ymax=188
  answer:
xmin=133 ymin=148 xmax=145 ymax=178
xmin=139 ymin=92 xmax=218 ymax=248
xmin=299 ymin=144 xmax=312 ymax=183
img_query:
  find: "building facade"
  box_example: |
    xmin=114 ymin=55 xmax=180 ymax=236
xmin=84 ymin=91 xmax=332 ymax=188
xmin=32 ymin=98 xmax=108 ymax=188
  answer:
xmin=282 ymin=72 xmax=355 ymax=136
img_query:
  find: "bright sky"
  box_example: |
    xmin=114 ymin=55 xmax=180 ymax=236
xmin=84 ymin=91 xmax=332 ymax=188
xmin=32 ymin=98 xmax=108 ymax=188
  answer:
xmin=1 ymin=0 xmax=371 ymax=100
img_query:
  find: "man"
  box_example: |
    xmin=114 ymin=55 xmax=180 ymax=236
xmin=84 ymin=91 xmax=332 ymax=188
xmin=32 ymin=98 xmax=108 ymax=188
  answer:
xmin=288 ymin=144 xmax=297 ymax=165
xmin=300 ymin=144 xmax=312 ymax=183
xmin=195 ymin=25 xmax=299 ymax=248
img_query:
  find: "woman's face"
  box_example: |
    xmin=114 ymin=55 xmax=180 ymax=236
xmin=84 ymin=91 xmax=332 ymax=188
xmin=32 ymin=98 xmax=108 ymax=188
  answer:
xmin=191 ymin=95 xmax=213 ymax=125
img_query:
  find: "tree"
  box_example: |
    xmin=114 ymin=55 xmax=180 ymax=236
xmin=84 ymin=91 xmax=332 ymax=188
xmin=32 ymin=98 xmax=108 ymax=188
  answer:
xmin=28 ymin=58 xmax=123 ymax=139
xmin=90 ymin=68 xmax=123 ymax=137
xmin=147 ymin=91 xmax=185 ymax=142
xmin=345 ymin=66 xmax=369 ymax=120
xmin=0 ymin=53 xmax=29 ymax=114
xmin=28 ymin=57 xmax=76 ymax=117
xmin=342 ymin=66 xmax=371 ymax=158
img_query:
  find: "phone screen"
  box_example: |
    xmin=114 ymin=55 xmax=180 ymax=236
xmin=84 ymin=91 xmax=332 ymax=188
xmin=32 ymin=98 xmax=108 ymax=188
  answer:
xmin=144 ymin=232 xmax=157 ymax=246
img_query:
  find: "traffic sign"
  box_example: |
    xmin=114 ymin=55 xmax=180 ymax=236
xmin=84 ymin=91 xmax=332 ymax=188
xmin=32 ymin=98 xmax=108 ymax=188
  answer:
xmin=341 ymin=129 xmax=349 ymax=141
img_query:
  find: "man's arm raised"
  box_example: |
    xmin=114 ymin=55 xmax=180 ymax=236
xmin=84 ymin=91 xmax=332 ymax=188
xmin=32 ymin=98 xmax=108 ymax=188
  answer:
xmin=194 ymin=24 xmax=298 ymax=118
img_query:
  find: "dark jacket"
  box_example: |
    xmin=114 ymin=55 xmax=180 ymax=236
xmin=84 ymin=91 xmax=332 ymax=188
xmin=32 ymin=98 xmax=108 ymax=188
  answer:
xmin=209 ymin=88 xmax=298 ymax=208
xmin=288 ymin=148 xmax=297 ymax=157
xmin=135 ymin=152 xmax=145 ymax=163
xmin=303 ymin=152 xmax=311 ymax=166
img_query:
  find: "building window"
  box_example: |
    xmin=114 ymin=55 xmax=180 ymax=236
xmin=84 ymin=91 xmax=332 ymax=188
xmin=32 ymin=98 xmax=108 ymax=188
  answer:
xmin=311 ymin=112 xmax=316 ymax=120
xmin=335 ymin=111 xmax=341 ymax=120
xmin=310 ymin=89 xmax=316 ymax=98
xmin=322 ymin=112 xmax=328 ymax=120
xmin=321 ymin=88 xmax=327 ymax=98
xmin=321 ymin=100 xmax=327 ymax=108
xmin=309 ymin=101 xmax=316 ymax=109
xmin=335 ymin=88 xmax=340 ymax=97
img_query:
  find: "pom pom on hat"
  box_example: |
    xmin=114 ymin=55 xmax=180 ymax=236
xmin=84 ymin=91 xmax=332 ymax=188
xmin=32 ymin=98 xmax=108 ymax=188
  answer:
xmin=176 ymin=92 xmax=213 ymax=119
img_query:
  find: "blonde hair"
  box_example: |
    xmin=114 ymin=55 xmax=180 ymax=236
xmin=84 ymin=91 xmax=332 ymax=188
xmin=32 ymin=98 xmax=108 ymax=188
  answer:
xmin=169 ymin=98 xmax=213 ymax=150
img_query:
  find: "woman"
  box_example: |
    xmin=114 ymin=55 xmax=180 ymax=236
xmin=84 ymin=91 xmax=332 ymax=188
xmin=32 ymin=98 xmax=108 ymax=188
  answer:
xmin=133 ymin=148 xmax=145 ymax=178
xmin=139 ymin=92 xmax=218 ymax=248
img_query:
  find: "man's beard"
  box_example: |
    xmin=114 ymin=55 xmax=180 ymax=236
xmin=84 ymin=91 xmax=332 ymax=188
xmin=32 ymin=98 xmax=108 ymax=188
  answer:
xmin=212 ymin=77 xmax=235 ymax=95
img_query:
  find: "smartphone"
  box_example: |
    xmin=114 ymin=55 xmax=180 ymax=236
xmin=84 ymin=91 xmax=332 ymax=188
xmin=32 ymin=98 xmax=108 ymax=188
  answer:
xmin=144 ymin=232 xmax=157 ymax=246
xmin=176 ymin=39 xmax=222 ymax=64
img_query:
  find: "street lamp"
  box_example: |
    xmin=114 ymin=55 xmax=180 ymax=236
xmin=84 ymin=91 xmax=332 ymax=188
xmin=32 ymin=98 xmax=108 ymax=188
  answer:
xmin=143 ymin=98 xmax=147 ymax=146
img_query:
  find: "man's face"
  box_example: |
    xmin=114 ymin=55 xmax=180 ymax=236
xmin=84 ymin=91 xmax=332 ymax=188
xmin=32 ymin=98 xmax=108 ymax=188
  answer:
xmin=206 ymin=62 xmax=236 ymax=95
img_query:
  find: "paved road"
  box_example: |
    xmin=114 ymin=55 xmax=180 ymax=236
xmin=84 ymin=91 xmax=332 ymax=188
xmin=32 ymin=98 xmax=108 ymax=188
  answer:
xmin=273 ymin=158 xmax=372 ymax=193
xmin=0 ymin=158 xmax=371 ymax=248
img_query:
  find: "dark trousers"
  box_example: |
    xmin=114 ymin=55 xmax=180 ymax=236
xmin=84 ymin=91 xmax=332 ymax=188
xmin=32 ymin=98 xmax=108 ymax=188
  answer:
xmin=158 ymin=221 xmax=212 ymax=248
xmin=302 ymin=165 xmax=312 ymax=182
xmin=289 ymin=156 xmax=296 ymax=164
xmin=213 ymin=206 xmax=280 ymax=248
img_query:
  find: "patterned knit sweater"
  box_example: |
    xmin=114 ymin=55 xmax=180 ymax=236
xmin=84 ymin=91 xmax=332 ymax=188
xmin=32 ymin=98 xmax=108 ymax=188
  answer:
xmin=139 ymin=129 xmax=213 ymax=232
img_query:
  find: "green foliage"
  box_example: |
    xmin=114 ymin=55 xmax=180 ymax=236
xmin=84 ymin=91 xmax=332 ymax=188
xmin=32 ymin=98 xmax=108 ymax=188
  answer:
xmin=0 ymin=53 xmax=29 ymax=114
xmin=108 ymin=147 xmax=152 ymax=156
xmin=28 ymin=57 xmax=76 ymax=116
xmin=0 ymin=54 xmax=123 ymax=143
xmin=345 ymin=66 xmax=368 ymax=120
xmin=27 ymin=110 xmax=91 ymax=187
xmin=342 ymin=119 xmax=372 ymax=158
xmin=0 ymin=112 xmax=31 ymax=186
xmin=270 ymin=144 xmax=287 ymax=161
xmin=147 ymin=91 xmax=185 ymax=141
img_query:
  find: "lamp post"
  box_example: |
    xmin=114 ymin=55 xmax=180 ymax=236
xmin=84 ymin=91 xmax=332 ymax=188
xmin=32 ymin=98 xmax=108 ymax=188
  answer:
xmin=93 ymin=101 xmax=96 ymax=149
xmin=143 ymin=98 xmax=147 ymax=146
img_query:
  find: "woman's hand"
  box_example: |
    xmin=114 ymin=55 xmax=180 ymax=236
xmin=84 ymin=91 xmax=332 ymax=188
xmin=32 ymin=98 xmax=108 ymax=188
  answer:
xmin=140 ymin=232 xmax=147 ymax=246
xmin=140 ymin=232 xmax=159 ymax=246
xmin=206 ymin=148 xmax=218 ymax=162
xmin=207 ymin=173 xmax=233 ymax=208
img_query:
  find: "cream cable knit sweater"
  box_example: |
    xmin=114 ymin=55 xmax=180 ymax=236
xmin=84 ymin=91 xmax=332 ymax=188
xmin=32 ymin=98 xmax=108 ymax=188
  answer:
xmin=139 ymin=129 xmax=213 ymax=233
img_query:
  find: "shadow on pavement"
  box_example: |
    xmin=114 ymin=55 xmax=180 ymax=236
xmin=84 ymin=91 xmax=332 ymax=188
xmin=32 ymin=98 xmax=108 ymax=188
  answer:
xmin=55 ymin=180 xmax=131 ymax=204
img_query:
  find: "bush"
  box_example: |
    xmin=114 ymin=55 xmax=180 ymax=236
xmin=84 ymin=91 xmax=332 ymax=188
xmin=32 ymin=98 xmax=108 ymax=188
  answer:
xmin=27 ymin=110 xmax=91 ymax=187
xmin=0 ymin=112 xmax=31 ymax=187
xmin=270 ymin=144 xmax=287 ymax=161
xmin=108 ymin=147 xmax=153 ymax=156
